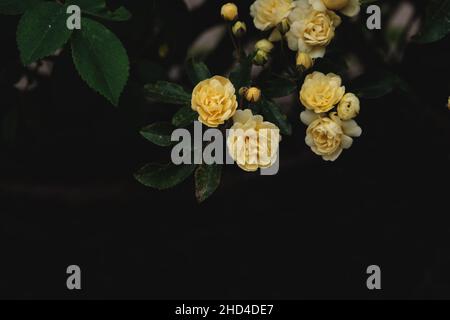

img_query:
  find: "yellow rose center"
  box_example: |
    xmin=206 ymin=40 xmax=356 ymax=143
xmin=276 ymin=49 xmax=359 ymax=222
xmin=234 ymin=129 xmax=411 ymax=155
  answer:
xmin=309 ymin=119 xmax=343 ymax=154
xmin=304 ymin=12 xmax=334 ymax=46
xmin=192 ymin=76 xmax=237 ymax=127
xmin=312 ymin=84 xmax=336 ymax=106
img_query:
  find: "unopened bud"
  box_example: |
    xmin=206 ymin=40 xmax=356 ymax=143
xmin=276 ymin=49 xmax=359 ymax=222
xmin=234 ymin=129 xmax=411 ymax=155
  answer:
xmin=232 ymin=21 xmax=247 ymax=38
xmin=245 ymin=87 xmax=262 ymax=103
xmin=221 ymin=3 xmax=238 ymax=21
xmin=337 ymin=93 xmax=360 ymax=120
xmin=253 ymin=50 xmax=269 ymax=66
xmin=323 ymin=0 xmax=349 ymax=10
xmin=296 ymin=52 xmax=314 ymax=71
xmin=255 ymin=39 xmax=274 ymax=53
xmin=239 ymin=87 xmax=248 ymax=96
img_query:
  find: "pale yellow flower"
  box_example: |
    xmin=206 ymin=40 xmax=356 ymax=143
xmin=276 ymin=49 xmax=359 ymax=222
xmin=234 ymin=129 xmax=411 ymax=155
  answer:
xmin=250 ymin=0 xmax=295 ymax=31
xmin=221 ymin=3 xmax=238 ymax=21
xmin=227 ymin=109 xmax=281 ymax=171
xmin=286 ymin=0 xmax=341 ymax=58
xmin=309 ymin=0 xmax=361 ymax=17
xmin=301 ymin=110 xmax=362 ymax=161
xmin=300 ymin=72 xmax=345 ymax=113
xmin=337 ymin=93 xmax=360 ymax=120
xmin=191 ymin=76 xmax=238 ymax=127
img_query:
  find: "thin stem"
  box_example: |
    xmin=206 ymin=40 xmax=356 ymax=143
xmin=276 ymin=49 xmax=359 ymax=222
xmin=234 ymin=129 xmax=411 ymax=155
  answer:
xmin=228 ymin=24 xmax=244 ymax=61
xmin=279 ymin=38 xmax=297 ymax=77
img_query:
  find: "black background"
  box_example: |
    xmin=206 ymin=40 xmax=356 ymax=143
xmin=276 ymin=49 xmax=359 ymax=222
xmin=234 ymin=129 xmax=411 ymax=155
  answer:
xmin=0 ymin=0 xmax=449 ymax=299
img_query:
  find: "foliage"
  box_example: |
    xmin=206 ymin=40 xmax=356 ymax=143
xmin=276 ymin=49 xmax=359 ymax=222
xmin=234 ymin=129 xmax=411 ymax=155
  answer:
xmin=1 ymin=0 xmax=448 ymax=203
xmin=415 ymin=0 xmax=450 ymax=43
xmin=1 ymin=0 xmax=131 ymax=106
xmin=71 ymin=17 xmax=129 ymax=106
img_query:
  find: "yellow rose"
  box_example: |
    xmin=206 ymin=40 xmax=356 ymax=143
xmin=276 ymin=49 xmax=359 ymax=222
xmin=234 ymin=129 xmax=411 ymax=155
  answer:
xmin=221 ymin=3 xmax=238 ymax=21
xmin=337 ymin=93 xmax=360 ymax=120
xmin=286 ymin=0 xmax=341 ymax=58
xmin=227 ymin=109 xmax=281 ymax=171
xmin=301 ymin=110 xmax=362 ymax=161
xmin=300 ymin=72 xmax=345 ymax=113
xmin=309 ymin=0 xmax=361 ymax=17
xmin=250 ymin=0 xmax=295 ymax=31
xmin=191 ymin=76 xmax=238 ymax=127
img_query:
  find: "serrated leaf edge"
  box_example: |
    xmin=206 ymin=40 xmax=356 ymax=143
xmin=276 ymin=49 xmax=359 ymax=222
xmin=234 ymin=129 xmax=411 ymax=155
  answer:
xmin=70 ymin=18 xmax=130 ymax=106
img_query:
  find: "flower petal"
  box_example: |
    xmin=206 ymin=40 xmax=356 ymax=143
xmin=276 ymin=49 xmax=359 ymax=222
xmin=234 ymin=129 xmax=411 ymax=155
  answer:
xmin=233 ymin=109 xmax=253 ymax=124
xmin=300 ymin=110 xmax=320 ymax=125
xmin=341 ymin=135 xmax=353 ymax=149
xmin=340 ymin=0 xmax=361 ymax=17
xmin=322 ymin=148 xmax=343 ymax=161
xmin=309 ymin=46 xmax=326 ymax=59
xmin=305 ymin=134 xmax=314 ymax=147
xmin=269 ymin=29 xmax=282 ymax=42
xmin=342 ymin=120 xmax=362 ymax=137
xmin=309 ymin=0 xmax=327 ymax=11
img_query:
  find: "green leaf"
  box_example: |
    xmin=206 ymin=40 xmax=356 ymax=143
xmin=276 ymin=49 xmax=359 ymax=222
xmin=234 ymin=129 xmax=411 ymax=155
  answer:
xmin=195 ymin=164 xmax=222 ymax=203
xmin=185 ymin=59 xmax=211 ymax=85
xmin=134 ymin=163 xmax=196 ymax=190
xmin=140 ymin=122 xmax=175 ymax=147
xmin=261 ymin=76 xmax=297 ymax=98
xmin=350 ymin=70 xmax=397 ymax=99
xmin=17 ymin=2 xmax=72 ymax=65
xmin=0 ymin=0 xmax=40 ymax=15
xmin=71 ymin=17 xmax=129 ymax=106
xmin=415 ymin=0 xmax=450 ymax=43
xmin=230 ymin=54 xmax=254 ymax=91
xmin=258 ymin=99 xmax=292 ymax=136
xmin=144 ymin=81 xmax=192 ymax=105
xmin=67 ymin=0 xmax=131 ymax=21
xmin=172 ymin=106 xmax=198 ymax=127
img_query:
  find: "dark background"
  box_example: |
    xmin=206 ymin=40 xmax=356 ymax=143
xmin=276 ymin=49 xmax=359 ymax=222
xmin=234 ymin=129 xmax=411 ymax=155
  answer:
xmin=0 ymin=0 xmax=449 ymax=299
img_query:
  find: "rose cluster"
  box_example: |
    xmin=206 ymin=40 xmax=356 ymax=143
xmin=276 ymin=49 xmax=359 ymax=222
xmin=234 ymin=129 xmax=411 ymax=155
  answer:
xmin=135 ymin=1 xmax=371 ymax=201
xmin=299 ymin=72 xmax=362 ymax=161
xmin=250 ymin=0 xmax=360 ymax=62
xmin=226 ymin=1 xmax=363 ymax=162
xmin=192 ymin=76 xmax=281 ymax=172
xmin=187 ymin=1 xmax=364 ymax=172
